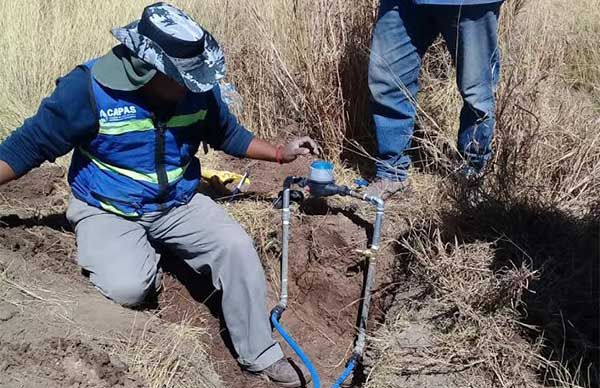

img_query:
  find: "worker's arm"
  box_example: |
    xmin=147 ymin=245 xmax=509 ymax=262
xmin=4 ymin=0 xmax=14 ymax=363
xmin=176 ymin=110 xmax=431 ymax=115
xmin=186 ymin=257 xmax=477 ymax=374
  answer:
xmin=205 ymin=85 xmax=319 ymax=162
xmin=0 ymin=66 xmax=98 ymax=183
xmin=203 ymin=85 xmax=255 ymax=157
xmin=245 ymin=136 xmax=319 ymax=163
xmin=0 ymin=161 xmax=17 ymax=185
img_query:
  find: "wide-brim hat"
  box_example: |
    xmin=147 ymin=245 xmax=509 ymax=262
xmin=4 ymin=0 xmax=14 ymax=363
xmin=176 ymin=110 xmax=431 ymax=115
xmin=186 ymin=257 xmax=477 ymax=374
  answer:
xmin=110 ymin=2 xmax=225 ymax=93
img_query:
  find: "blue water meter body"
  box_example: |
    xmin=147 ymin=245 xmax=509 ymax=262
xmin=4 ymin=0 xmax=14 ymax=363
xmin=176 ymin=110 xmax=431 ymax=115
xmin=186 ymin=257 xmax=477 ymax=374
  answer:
xmin=309 ymin=160 xmax=335 ymax=184
xmin=305 ymin=160 xmax=349 ymax=198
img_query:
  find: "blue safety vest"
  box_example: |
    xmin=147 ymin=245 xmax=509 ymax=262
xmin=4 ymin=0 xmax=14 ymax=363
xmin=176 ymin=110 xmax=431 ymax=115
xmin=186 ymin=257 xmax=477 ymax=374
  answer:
xmin=68 ymin=60 xmax=207 ymax=217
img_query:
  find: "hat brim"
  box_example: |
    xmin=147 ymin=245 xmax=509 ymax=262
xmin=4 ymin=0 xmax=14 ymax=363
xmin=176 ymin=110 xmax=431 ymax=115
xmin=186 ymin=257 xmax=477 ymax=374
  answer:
xmin=111 ymin=21 xmax=226 ymax=93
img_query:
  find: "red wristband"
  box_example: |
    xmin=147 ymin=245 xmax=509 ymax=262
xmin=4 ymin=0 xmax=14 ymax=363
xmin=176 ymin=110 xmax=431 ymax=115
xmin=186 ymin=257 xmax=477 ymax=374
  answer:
xmin=275 ymin=145 xmax=284 ymax=164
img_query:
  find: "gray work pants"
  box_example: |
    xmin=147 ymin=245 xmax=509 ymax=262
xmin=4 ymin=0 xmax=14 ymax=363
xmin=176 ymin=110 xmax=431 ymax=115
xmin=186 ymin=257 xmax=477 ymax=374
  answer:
xmin=66 ymin=193 xmax=283 ymax=371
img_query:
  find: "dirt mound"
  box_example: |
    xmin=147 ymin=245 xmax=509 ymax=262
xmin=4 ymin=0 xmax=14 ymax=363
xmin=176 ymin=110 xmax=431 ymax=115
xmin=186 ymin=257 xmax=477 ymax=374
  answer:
xmin=0 ymin=243 xmax=158 ymax=388
xmin=0 ymin=165 xmax=78 ymax=276
xmin=0 ymin=165 xmax=67 ymax=211
xmin=0 ymin=338 xmax=143 ymax=388
xmin=0 ymin=222 xmax=76 ymax=275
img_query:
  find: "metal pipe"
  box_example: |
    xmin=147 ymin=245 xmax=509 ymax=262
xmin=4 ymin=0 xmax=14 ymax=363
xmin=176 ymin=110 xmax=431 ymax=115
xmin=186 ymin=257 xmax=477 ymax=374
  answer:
xmin=272 ymin=176 xmax=322 ymax=387
xmin=273 ymin=174 xmax=385 ymax=387
xmin=348 ymin=191 xmax=384 ymax=356
xmin=276 ymin=176 xmax=299 ymax=311
xmin=353 ymin=254 xmax=377 ymax=354
xmin=279 ymin=186 xmax=290 ymax=309
xmin=368 ymin=194 xmax=385 ymax=251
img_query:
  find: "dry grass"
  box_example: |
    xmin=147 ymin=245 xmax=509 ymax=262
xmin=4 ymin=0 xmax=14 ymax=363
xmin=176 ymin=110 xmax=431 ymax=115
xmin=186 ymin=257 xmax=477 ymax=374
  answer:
xmin=0 ymin=0 xmax=598 ymax=387
xmin=116 ymin=315 xmax=222 ymax=388
xmin=369 ymin=230 xmax=542 ymax=386
xmin=558 ymin=1 xmax=600 ymax=100
xmin=488 ymin=0 xmax=600 ymax=211
xmin=364 ymin=1 xmax=599 ymax=386
xmin=365 ymin=194 xmax=597 ymax=388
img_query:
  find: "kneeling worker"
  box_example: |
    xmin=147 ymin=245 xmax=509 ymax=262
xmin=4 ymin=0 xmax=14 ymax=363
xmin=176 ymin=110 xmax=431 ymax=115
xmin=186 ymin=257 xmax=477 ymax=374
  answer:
xmin=0 ymin=3 xmax=316 ymax=386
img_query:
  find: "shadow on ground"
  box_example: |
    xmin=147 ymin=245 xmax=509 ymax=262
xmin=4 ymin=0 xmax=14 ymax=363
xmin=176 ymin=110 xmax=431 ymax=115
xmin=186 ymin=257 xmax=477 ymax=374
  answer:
xmin=441 ymin=196 xmax=599 ymax=386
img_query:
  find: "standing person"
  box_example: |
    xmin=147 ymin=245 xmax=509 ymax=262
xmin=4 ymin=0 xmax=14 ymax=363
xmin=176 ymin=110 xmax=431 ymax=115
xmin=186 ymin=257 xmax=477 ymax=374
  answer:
xmin=0 ymin=3 xmax=315 ymax=386
xmin=368 ymin=0 xmax=503 ymax=197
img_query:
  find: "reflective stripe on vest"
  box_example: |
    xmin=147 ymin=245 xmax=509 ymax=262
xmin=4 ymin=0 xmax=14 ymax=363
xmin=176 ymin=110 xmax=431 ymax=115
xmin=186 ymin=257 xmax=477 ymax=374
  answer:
xmin=79 ymin=147 xmax=189 ymax=184
xmin=167 ymin=110 xmax=207 ymax=128
xmin=99 ymin=118 xmax=154 ymax=135
xmin=98 ymin=200 xmax=139 ymax=217
xmin=98 ymin=109 xmax=207 ymax=135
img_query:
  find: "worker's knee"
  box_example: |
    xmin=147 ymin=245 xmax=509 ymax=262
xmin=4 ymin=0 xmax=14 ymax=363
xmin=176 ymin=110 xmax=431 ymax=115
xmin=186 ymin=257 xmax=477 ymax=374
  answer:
xmin=460 ymin=82 xmax=496 ymax=118
xmin=102 ymin=278 xmax=153 ymax=307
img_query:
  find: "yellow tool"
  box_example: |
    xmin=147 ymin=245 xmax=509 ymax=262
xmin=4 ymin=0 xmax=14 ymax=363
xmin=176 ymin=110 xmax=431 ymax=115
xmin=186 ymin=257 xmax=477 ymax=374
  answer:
xmin=201 ymin=168 xmax=252 ymax=186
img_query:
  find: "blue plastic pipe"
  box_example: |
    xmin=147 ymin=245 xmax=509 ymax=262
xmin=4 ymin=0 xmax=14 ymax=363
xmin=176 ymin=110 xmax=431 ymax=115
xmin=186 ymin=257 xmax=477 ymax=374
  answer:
xmin=331 ymin=359 xmax=357 ymax=388
xmin=271 ymin=312 xmax=321 ymax=388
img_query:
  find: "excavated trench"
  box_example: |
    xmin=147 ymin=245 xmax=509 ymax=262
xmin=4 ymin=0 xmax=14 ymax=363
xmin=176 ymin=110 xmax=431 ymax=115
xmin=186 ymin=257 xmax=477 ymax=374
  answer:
xmin=157 ymin=205 xmax=399 ymax=387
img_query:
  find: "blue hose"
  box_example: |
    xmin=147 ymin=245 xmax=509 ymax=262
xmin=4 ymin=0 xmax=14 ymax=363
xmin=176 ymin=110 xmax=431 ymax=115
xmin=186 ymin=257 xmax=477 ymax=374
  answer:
xmin=271 ymin=312 xmax=321 ymax=388
xmin=331 ymin=359 xmax=357 ymax=388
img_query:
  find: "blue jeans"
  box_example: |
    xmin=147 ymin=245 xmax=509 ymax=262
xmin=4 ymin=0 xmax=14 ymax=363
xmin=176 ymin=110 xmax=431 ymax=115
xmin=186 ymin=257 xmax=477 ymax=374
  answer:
xmin=368 ymin=1 xmax=501 ymax=181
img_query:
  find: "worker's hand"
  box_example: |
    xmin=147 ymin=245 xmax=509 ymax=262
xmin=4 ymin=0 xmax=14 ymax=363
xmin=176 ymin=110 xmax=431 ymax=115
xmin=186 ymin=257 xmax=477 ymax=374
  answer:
xmin=280 ymin=136 xmax=319 ymax=163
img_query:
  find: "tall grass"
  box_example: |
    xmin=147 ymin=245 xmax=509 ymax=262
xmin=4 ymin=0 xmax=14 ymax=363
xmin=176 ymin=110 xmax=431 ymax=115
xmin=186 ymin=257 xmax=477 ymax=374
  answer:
xmin=0 ymin=0 xmax=377 ymax=162
xmin=491 ymin=0 xmax=600 ymax=210
xmin=0 ymin=0 xmax=598 ymax=387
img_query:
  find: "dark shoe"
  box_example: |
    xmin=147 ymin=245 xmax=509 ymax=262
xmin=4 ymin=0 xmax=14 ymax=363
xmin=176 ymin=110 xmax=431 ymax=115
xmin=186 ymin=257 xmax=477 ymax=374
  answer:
xmin=257 ymin=358 xmax=311 ymax=387
xmin=452 ymin=164 xmax=485 ymax=206
xmin=461 ymin=165 xmax=484 ymax=183
xmin=365 ymin=178 xmax=411 ymax=200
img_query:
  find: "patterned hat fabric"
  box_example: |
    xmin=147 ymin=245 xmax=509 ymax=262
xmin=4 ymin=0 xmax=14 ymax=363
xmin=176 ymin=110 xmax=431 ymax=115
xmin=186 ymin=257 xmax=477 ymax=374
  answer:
xmin=111 ymin=2 xmax=225 ymax=92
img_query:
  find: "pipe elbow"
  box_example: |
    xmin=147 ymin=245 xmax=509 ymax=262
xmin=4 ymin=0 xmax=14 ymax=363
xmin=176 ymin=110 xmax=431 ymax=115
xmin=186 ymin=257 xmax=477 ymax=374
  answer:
xmin=271 ymin=304 xmax=285 ymax=321
xmin=286 ymin=176 xmax=308 ymax=189
xmin=283 ymin=176 xmax=297 ymax=189
xmin=348 ymin=351 xmax=361 ymax=364
xmin=366 ymin=195 xmax=384 ymax=210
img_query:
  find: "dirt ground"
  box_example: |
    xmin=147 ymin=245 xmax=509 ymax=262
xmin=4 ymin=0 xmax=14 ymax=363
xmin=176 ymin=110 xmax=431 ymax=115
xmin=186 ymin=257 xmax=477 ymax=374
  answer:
xmin=0 ymin=167 xmax=152 ymax=388
xmin=0 ymin=247 xmax=148 ymax=388
xmin=0 ymin=161 xmax=485 ymax=388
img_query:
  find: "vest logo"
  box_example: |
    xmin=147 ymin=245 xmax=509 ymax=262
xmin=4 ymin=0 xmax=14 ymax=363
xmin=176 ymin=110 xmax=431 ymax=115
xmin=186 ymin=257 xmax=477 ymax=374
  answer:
xmin=99 ymin=106 xmax=138 ymax=123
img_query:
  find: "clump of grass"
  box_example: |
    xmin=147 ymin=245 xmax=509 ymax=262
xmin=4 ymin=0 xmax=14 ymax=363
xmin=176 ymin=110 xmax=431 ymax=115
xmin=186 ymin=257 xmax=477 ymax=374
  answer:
xmin=116 ymin=315 xmax=222 ymax=388
xmin=404 ymin=230 xmax=540 ymax=384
